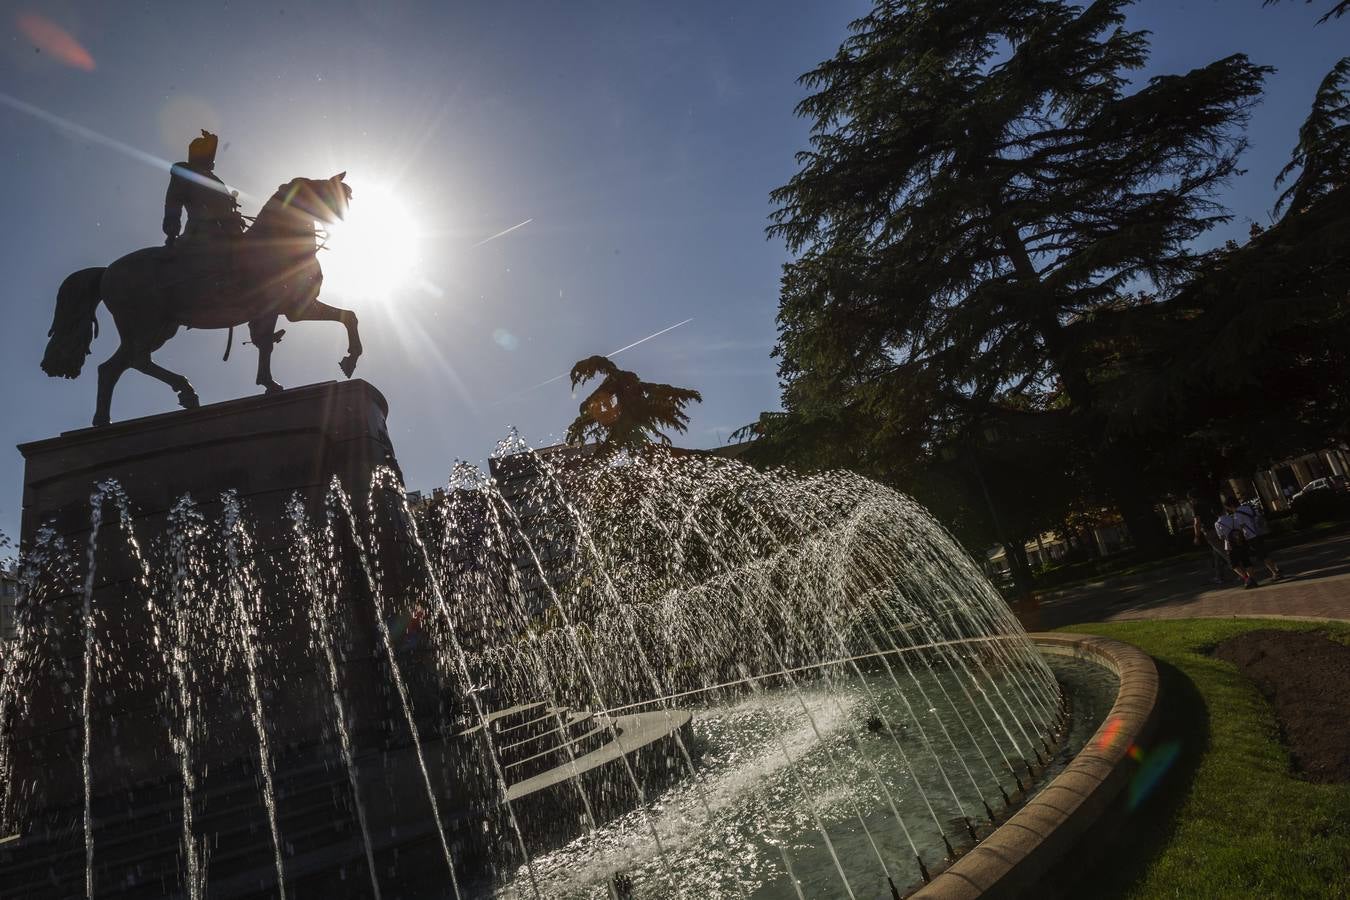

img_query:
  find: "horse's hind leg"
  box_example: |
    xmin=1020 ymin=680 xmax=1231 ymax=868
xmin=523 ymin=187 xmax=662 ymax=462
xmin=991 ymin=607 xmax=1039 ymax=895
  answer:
xmin=285 ymin=300 xmax=361 ymax=378
xmin=249 ymin=315 xmax=284 ymax=394
xmin=133 ymin=355 xmax=200 ymax=411
xmin=93 ymin=343 xmax=133 ymax=426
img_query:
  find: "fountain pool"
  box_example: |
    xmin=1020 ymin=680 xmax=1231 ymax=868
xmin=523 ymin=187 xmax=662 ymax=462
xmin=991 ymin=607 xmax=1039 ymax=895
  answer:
xmin=0 ymin=439 xmax=1121 ymax=899
xmin=495 ymin=656 xmax=1116 ymax=898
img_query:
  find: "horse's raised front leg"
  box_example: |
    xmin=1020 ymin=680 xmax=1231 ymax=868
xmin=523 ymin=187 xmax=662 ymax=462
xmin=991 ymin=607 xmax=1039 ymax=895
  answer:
xmin=286 ymin=300 xmax=361 ymax=378
xmin=133 ymin=355 xmax=200 ymax=411
xmin=249 ymin=316 xmax=284 ymax=394
xmin=94 ymin=344 xmax=133 ymax=427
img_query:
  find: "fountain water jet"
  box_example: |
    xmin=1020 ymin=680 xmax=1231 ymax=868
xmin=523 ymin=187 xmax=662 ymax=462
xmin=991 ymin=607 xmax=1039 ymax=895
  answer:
xmin=1 ymin=435 xmax=1107 ymax=900
xmin=221 ymin=491 xmax=288 ymax=899
xmin=287 ymin=495 xmax=381 ymax=900
xmin=327 ymin=480 xmax=462 ymax=899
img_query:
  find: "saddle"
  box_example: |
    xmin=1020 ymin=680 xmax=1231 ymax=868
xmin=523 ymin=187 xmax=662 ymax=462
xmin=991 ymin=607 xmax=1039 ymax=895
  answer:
xmin=153 ymin=224 xmax=321 ymax=321
xmin=156 ymin=234 xmax=243 ymax=301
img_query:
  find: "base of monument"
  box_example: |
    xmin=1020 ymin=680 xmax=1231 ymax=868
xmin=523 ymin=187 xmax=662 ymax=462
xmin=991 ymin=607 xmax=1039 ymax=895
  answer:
xmin=17 ymin=379 xmax=399 ymax=547
xmin=8 ymin=380 xmax=405 ymax=816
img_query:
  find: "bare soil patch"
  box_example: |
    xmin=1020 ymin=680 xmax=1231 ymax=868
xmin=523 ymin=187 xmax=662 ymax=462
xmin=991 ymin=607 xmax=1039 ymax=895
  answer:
xmin=1214 ymin=629 xmax=1350 ymax=783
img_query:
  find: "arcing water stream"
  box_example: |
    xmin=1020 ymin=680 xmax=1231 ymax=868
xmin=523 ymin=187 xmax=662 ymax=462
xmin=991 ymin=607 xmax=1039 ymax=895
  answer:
xmin=0 ymin=441 xmax=1077 ymax=899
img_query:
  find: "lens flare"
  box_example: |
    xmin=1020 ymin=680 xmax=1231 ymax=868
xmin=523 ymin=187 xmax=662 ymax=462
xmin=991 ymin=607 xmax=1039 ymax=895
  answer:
xmin=321 ymin=185 xmax=422 ymax=302
xmin=1127 ymin=740 xmax=1181 ymax=811
xmin=17 ymin=13 xmax=95 ymax=71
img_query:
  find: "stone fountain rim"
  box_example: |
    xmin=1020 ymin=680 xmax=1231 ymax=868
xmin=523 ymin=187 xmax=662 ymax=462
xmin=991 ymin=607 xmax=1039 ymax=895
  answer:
xmin=910 ymin=631 xmax=1160 ymax=900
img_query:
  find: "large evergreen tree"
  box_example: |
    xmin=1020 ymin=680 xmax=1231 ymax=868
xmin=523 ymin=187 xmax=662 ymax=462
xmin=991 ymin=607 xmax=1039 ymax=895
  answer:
xmin=768 ymin=0 xmax=1269 ymax=546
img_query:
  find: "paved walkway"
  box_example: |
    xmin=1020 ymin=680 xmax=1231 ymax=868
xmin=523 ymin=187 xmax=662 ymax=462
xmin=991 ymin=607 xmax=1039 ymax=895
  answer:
xmin=1013 ymin=530 xmax=1350 ymax=630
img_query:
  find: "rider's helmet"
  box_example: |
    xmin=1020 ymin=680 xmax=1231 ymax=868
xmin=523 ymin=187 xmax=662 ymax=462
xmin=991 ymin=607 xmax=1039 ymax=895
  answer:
xmin=187 ymin=129 xmax=219 ymax=170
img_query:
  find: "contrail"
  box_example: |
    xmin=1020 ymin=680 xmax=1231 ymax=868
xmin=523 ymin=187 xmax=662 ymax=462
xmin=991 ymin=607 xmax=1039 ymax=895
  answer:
xmin=518 ymin=322 xmax=696 ymax=396
xmin=498 ymin=317 xmax=695 ymax=401
xmin=607 ymin=317 xmax=695 ymax=357
xmin=0 ymin=91 xmax=252 ymax=200
xmin=470 ymin=218 xmax=533 ymax=248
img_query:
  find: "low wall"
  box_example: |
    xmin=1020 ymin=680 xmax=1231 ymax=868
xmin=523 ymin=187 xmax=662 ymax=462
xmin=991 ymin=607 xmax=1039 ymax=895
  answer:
xmin=911 ymin=632 xmax=1159 ymax=899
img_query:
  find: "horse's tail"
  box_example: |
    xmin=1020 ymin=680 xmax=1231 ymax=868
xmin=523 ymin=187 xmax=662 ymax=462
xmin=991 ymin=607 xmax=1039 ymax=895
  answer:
xmin=41 ymin=267 xmax=105 ymax=379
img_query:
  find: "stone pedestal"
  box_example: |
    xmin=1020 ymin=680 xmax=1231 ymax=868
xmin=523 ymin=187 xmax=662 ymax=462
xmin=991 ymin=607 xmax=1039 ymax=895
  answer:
xmin=8 ymin=381 xmax=407 ymax=819
xmin=18 ymin=379 xmax=399 ymax=548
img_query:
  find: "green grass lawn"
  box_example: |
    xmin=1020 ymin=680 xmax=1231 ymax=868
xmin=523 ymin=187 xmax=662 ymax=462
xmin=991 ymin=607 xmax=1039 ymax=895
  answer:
xmin=1055 ymin=618 xmax=1350 ymax=899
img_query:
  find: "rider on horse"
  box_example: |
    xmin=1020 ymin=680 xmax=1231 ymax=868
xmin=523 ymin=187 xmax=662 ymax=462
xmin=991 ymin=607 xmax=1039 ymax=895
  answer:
xmin=44 ymin=167 xmax=360 ymax=426
xmin=162 ymin=130 xmax=244 ymax=247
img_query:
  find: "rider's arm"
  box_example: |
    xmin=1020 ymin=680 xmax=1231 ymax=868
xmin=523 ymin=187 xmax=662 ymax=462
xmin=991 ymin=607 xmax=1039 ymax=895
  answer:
xmin=162 ymin=166 xmax=187 ymax=241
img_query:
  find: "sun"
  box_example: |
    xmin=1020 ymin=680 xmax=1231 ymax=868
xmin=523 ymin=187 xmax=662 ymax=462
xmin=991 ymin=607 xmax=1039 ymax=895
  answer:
xmin=320 ymin=185 xmax=422 ymax=301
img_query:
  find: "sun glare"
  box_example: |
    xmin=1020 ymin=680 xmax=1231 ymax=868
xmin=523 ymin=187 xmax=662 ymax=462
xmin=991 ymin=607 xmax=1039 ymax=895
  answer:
xmin=321 ymin=185 xmax=422 ymax=301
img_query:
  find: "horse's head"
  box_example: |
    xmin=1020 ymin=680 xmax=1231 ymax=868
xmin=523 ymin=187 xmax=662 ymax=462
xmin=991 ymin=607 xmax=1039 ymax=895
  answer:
xmin=266 ymin=172 xmax=351 ymax=232
xmin=320 ymin=171 xmax=352 ymax=222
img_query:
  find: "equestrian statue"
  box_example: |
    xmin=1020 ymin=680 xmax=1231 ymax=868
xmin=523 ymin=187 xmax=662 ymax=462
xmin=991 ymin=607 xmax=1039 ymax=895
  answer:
xmin=41 ymin=129 xmax=362 ymax=426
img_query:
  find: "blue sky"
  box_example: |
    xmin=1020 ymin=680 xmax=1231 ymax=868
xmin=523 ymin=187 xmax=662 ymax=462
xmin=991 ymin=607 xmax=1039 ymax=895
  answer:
xmin=0 ymin=0 xmax=1344 ymax=538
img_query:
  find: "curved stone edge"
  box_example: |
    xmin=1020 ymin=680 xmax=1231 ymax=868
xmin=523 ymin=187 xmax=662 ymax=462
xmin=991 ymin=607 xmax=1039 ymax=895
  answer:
xmin=911 ymin=632 xmax=1160 ymax=899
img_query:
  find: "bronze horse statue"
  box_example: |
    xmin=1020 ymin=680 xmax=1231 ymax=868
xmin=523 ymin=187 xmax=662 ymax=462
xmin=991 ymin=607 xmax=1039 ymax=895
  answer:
xmin=41 ymin=173 xmax=360 ymax=426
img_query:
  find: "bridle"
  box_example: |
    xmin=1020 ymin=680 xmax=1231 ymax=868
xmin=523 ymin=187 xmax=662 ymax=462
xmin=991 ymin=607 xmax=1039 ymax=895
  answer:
xmin=219 ymin=180 xmax=342 ymax=361
xmin=248 ymin=180 xmax=345 ymax=251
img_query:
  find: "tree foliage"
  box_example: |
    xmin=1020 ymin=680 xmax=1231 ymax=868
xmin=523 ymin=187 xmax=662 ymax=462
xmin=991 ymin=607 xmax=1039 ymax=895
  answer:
xmin=564 ymin=355 xmax=703 ymax=453
xmin=746 ymin=0 xmax=1350 ymax=567
xmin=1276 ymin=56 xmax=1350 ymax=214
xmin=1102 ymin=188 xmax=1350 ymax=466
xmin=769 ymin=0 xmax=1268 ymax=450
xmin=1263 ymin=0 xmax=1349 ymax=25
xmin=1091 ymin=36 xmax=1350 ymax=468
xmin=762 ymin=0 xmax=1271 ymax=553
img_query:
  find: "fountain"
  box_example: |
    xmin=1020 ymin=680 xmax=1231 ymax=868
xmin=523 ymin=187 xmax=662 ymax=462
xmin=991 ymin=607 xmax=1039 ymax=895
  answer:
xmin=0 ymin=386 xmax=1144 ymax=899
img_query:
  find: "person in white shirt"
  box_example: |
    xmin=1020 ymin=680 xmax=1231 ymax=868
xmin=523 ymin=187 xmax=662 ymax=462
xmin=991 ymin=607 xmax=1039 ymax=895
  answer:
xmin=1215 ymin=495 xmax=1261 ymax=589
xmin=1232 ymin=496 xmax=1282 ymax=581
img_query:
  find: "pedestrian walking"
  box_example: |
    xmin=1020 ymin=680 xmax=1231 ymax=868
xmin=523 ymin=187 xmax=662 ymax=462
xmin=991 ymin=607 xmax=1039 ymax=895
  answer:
xmin=1216 ymin=495 xmax=1261 ymax=589
xmin=1233 ymin=496 xmax=1282 ymax=581
xmin=1189 ymin=492 xmax=1231 ymax=586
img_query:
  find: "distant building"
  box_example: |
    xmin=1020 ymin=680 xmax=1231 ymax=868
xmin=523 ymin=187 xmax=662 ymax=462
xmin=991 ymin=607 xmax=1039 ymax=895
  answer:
xmin=405 ymin=485 xmax=483 ymax=578
xmin=396 ymin=446 xmax=593 ymax=623
xmin=488 ymin=443 xmax=596 ymax=616
xmin=985 ymin=517 xmax=1131 ymax=578
xmin=405 ymin=441 xmax=739 ymax=619
xmin=0 ymin=567 xmax=18 ymax=642
xmin=1236 ymin=446 xmax=1350 ymax=513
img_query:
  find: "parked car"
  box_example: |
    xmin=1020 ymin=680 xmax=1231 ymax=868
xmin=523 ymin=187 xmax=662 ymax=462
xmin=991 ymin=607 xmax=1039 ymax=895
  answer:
xmin=1293 ymin=477 xmax=1335 ymax=501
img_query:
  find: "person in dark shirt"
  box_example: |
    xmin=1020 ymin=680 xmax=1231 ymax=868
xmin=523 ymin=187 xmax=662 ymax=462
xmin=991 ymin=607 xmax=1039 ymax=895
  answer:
xmin=162 ymin=130 xmax=243 ymax=247
xmin=1189 ymin=491 xmax=1231 ymax=586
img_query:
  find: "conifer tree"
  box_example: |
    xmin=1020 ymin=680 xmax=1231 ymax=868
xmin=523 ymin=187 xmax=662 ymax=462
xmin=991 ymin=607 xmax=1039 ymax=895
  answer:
xmin=1100 ymin=74 xmax=1350 ymax=476
xmin=768 ymin=0 xmax=1269 ymax=545
xmin=1276 ymin=57 xmax=1350 ymax=214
